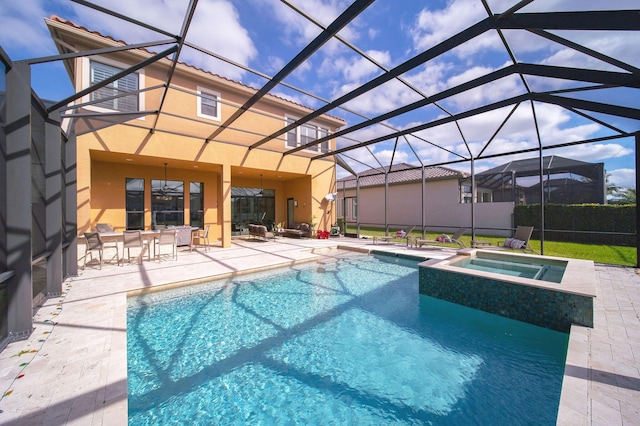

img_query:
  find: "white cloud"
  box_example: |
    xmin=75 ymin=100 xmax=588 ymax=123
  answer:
xmin=410 ymin=0 xmax=486 ymax=51
xmin=554 ymin=143 xmax=633 ymax=163
xmin=340 ymin=50 xmax=391 ymax=82
xmin=187 ymin=1 xmax=257 ymax=71
xmin=336 ymin=143 xmax=411 ymax=173
xmin=607 ymin=168 xmax=636 ymax=188
xmin=266 ymin=0 xmax=358 ymax=47
xmin=341 ymin=79 xmax=424 ymax=116
xmin=443 ymin=68 xmax=524 ymax=110
xmin=0 ymin=0 xmax=55 ymax=57
xmin=67 ymin=0 xmax=257 ymax=81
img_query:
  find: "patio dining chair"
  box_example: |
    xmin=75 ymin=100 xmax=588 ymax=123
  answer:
xmin=82 ymin=232 xmax=120 ymax=269
xmin=191 ymin=225 xmax=210 ymax=252
xmin=155 ymin=228 xmax=177 ymax=261
xmin=82 ymin=232 xmax=104 ymax=270
xmin=122 ymin=230 xmax=149 ymax=264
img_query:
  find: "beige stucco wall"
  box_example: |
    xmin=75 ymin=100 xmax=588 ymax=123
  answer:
xmin=47 ymin=17 xmax=343 ymax=247
xmin=340 ymin=180 xmax=514 ymax=235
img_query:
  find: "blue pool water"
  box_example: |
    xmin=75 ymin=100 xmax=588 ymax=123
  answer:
xmin=127 ymin=252 xmax=568 ymax=425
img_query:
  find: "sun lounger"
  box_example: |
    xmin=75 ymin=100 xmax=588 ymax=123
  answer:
xmin=477 ymin=226 xmax=538 ymax=254
xmin=413 ymin=228 xmax=467 ymax=249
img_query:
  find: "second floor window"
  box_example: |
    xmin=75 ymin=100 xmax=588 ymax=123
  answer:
xmin=197 ymin=87 xmax=221 ymax=121
xmin=90 ymin=60 xmax=139 ymax=112
xmin=285 ymin=117 xmax=330 ymax=153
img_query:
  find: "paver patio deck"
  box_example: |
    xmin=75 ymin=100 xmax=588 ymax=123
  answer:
xmin=0 ymin=237 xmax=638 ymax=425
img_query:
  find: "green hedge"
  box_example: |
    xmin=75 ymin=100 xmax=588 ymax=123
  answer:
xmin=514 ymin=204 xmax=636 ymax=246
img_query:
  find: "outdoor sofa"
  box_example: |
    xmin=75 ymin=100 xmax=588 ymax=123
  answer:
xmin=248 ymin=224 xmax=276 ymax=241
xmin=282 ymin=223 xmax=312 ymax=238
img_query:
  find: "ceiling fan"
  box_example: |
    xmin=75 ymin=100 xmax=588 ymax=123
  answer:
xmin=158 ymin=163 xmax=181 ymax=198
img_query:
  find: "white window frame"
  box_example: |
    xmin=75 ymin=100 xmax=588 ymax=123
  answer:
xmin=196 ymin=86 xmax=221 ymax=121
xmin=81 ymin=57 xmax=145 ymax=116
xmin=284 ymin=115 xmax=331 ymax=153
xmin=460 ymin=183 xmax=493 ymax=203
xmin=460 ymin=184 xmax=473 ymax=204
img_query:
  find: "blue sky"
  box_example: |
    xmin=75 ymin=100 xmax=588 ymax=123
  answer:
xmin=1 ymin=0 xmax=638 ymax=188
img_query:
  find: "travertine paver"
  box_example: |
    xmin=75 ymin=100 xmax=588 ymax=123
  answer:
xmin=0 ymin=238 xmax=638 ymax=425
xmin=557 ymin=265 xmax=640 ymax=425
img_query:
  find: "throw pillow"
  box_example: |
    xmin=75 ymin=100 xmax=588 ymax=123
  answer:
xmin=510 ymin=238 xmax=525 ymax=249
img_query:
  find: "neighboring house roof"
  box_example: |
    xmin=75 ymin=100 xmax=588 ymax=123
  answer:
xmin=337 ymin=163 xmax=467 ymax=190
xmin=477 ymin=155 xmax=604 ymax=180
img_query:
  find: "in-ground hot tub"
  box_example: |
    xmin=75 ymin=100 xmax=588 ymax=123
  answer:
xmin=451 ymin=254 xmax=566 ymax=283
xmin=419 ymin=249 xmax=596 ymax=332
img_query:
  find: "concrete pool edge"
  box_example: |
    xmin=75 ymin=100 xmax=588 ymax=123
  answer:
xmin=557 ymin=323 xmax=591 ymax=424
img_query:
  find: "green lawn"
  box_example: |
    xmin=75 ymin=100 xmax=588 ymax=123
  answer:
xmin=348 ymin=226 xmax=638 ymax=267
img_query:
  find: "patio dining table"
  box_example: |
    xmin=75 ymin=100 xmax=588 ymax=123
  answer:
xmin=82 ymin=230 xmax=161 ymax=263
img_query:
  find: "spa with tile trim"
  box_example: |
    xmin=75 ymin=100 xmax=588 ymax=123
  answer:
xmin=418 ymin=249 xmax=596 ymax=333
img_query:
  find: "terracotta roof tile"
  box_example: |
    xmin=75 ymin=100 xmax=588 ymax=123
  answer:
xmin=338 ymin=163 xmax=466 ymax=189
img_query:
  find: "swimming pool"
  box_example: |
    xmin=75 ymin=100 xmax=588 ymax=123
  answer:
xmin=127 ymin=251 xmax=568 ymax=425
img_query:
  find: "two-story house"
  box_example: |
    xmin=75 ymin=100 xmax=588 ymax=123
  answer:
xmin=46 ymin=16 xmax=345 ymax=247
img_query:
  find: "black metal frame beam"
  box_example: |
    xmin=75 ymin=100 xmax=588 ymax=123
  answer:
xmin=149 ymin=0 xmax=199 ymax=134
xmin=256 ymin=9 xmax=640 ymax=155
xmin=285 ymin=64 xmax=639 ymax=155
xmin=496 ymin=10 xmax=640 ymax=31
xmin=314 ymin=91 xmax=640 ymax=161
xmin=205 ymin=0 xmax=375 ymax=142
xmin=250 ymin=17 xmax=495 ymax=150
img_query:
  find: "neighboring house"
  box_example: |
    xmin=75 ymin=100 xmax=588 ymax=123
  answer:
xmin=472 ymin=155 xmax=606 ymax=205
xmin=46 ymin=16 xmax=345 ymax=247
xmin=336 ymin=163 xmax=515 ymax=235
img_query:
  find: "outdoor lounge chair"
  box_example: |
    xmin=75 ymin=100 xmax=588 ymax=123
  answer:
xmin=480 ymin=225 xmax=538 ymax=254
xmin=400 ymin=225 xmax=416 ymax=246
xmin=373 ymin=225 xmax=416 ymax=245
xmin=414 ymin=227 xmax=467 ymax=249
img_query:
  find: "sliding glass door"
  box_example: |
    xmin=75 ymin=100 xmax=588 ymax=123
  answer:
xmin=231 ymin=187 xmax=275 ymax=232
